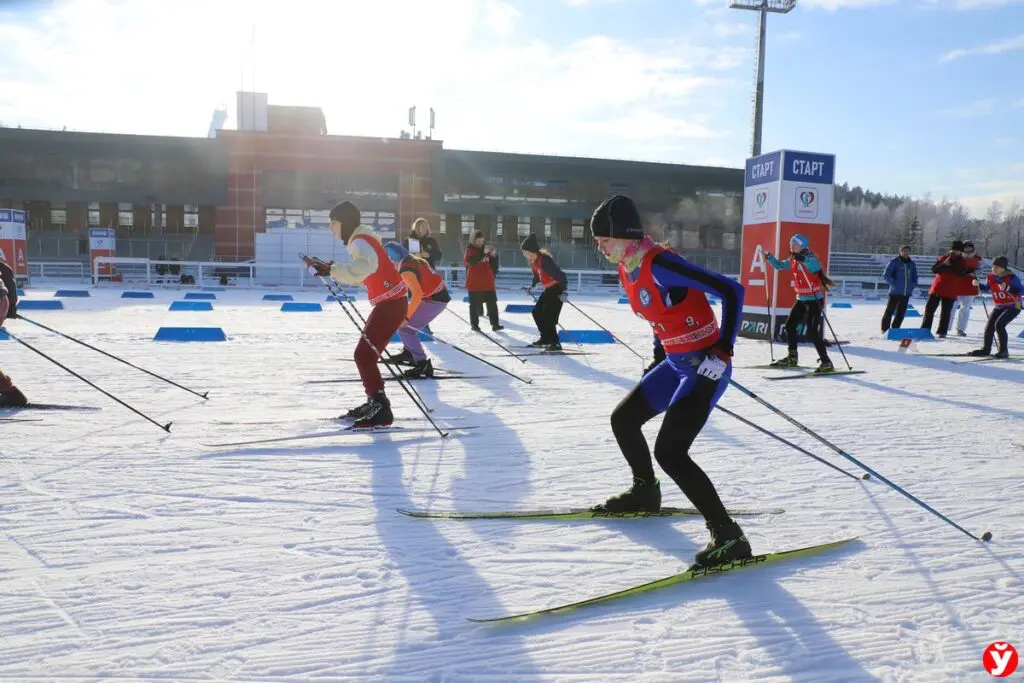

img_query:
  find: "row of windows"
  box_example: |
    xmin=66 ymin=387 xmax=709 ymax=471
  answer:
xmin=261 ymin=171 xmax=399 ymax=201
xmin=0 ymin=154 xmax=221 ymax=191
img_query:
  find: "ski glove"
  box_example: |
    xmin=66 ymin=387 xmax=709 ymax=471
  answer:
xmin=558 ymin=291 xmax=568 ymax=302
xmin=697 ymin=354 xmax=727 ymax=382
xmin=303 ymin=256 xmax=333 ymax=277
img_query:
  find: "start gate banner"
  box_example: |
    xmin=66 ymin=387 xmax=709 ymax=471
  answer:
xmin=0 ymin=209 xmax=29 ymax=278
xmin=738 ymin=150 xmax=835 ymax=341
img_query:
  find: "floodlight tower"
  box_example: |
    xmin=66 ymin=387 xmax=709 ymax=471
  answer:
xmin=729 ymin=0 xmax=796 ymax=157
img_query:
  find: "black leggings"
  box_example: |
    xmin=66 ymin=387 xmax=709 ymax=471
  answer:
xmin=785 ymin=299 xmax=829 ymax=360
xmin=532 ymin=286 xmax=564 ymax=342
xmin=921 ymin=294 xmax=955 ymax=336
xmin=982 ymin=306 xmax=1021 ymax=354
xmin=468 ymin=291 xmax=499 ymax=329
xmin=609 ymin=376 xmax=731 ymax=527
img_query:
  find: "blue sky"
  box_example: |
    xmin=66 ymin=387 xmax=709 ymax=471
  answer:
xmin=0 ymin=0 xmax=1020 ymax=216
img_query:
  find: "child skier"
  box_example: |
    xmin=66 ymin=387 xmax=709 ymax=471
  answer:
xmin=383 ymin=242 xmax=452 ymax=378
xmin=589 ymin=195 xmax=751 ymax=569
xmin=304 ymin=201 xmax=408 ymax=427
xmin=521 ymin=233 xmax=568 ymax=350
xmin=766 ymin=234 xmax=835 ymax=373
xmin=968 ymin=256 xmax=1021 ymax=358
xmin=0 ymin=259 xmax=28 ymax=407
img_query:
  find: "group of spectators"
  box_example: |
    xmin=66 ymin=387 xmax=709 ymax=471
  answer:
xmin=401 ymin=218 xmax=504 ymax=333
xmin=881 ymin=239 xmax=1016 ymax=340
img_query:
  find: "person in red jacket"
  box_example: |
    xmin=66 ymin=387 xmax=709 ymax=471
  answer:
xmin=464 ymin=230 xmax=503 ymax=332
xmin=921 ymin=239 xmax=966 ymax=338
xmin=952 ymin=240 xmax=981 ymax=336
xmin=0 ymin=259 xmax=28 ymax=407
xmin=304 ymin=201 xmax=408 ymax=428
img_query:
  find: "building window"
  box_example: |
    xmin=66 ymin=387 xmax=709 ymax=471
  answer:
xmin=118 ymin=212 xmax=134 ymax=227
xmin=50 ymin=209 xmax=67 ymax=227
xmin=517 ymin=219 xmax=531 ymax=237
xmin=571 ymin=220 xmax=584 ymax=239
xmin=544 ymin=218 xmax=552 ymax=238
xmin=88 ymin=210 xmax=100 ymax=226
xmin=439 ymin=215 xmax=446 ymax=235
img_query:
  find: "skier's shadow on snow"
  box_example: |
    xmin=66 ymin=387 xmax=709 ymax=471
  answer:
xmin=363 ymin=381 xmax=540 ymax=679
xmin=511 ymin=519 xmax=870 ymax=680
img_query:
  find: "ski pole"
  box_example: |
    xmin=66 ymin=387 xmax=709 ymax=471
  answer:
xmin=399 ymin=318 xmax=533 ymax=385
xmin=5 ymin=330 xmax=172 ymax=432
xmin=714 ymin=405 xmax=866 ymax=482
xmin=17 ymin=315 xmax=209 ymax=400
xmin=444 ymin=307 xmax=529 ymax=364
xmin=728 ymin=378 xmax=993 ymax=543
xmin=564 ymin=299 xmax=645 ymax=362
xmin=821 ymin=311 xmax=853 ymax=371
xmin=321 ymin=276 xmax=447 ymax=436
xmin=763 ymin=275 xmax=775 ymax=362
xmin=309 ymin=269 xmax=447 ymax=438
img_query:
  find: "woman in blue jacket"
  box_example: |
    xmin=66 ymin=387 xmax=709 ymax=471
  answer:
xmin=881 ymin=245 xmax=918 ymax=332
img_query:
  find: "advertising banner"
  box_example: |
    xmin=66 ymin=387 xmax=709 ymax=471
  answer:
xmin=0 ymin=209 xmax=29 ymax=278
xmin=738 ymin=150 xmax=835 ymax=341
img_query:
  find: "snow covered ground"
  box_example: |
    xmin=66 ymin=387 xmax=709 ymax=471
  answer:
xmin=1 ymin=285 xmax=1022 ymax=682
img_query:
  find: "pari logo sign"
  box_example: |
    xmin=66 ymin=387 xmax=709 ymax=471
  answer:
xmin=795 ymin=187 xmax=818 ymax=219
xmin=983 ymin=641 xmax=1018 ymax=678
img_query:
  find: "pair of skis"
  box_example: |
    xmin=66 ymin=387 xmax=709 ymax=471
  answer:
xmin=399 ymin=506 xmax=856 ymax=623
xmin=744 ymin=364 xmax=867 ymax=381
xmin=201 ymin=416 xmax=477 ymax=447
xmin=915 ymin=352 xmax=1021 ymax=364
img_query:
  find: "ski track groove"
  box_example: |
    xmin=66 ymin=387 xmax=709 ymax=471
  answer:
xmin=0 ymin=293 xmax=1021 ymax=680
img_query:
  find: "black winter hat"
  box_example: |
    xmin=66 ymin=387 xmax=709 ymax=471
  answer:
xmin=951 ymin=239 xmax=965 ymax=251
xmin=520 ymin=233 xmax=540 ymax=253
xmin=329 ymin=201 xmax=361 ymax=231
xmin=992 ymin=256 xmax=1009 ymax=269
xmin=900 ymin=245 xmax=912 ymax=252
xmin=589 ymin=195 xmax=645 ymax=240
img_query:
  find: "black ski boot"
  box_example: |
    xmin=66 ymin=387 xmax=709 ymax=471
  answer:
xmin=592 ymin=477 xmax=661 ymax=513
xmin=544 ymin=341 xmax=563 ymax=351
xmin=968 ymin=348 xmax=990 ymax=357
xmin=814 ymin=359 xmax=835 ymax=374
xmin=404 ymin=359 xmax=434 ymax=379
xmin=492 ymin=324 xmax=504 ymax=332
xmin=693 ymin=519 xmax=752 ymax=568
xmin=386 ymin=349 xmax=415 ymax=366
xmin=340 ymin=398 xmax=374 ymax=421
xmin=351 ymin=392 xmax=393 ymax=429
xmin=527 ymin=338 xmax=546 ymax=348
xmin=0 ymin=374 xmax=27 ymax=407
xmin=770 ymin=353 xmax=798 ymax=368
xmin=0 ymin=386 xmax=28 ymax=407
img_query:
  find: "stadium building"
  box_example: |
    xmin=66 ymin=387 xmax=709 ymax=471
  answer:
xmin=0 ymin=92 xmax=744 ymax=273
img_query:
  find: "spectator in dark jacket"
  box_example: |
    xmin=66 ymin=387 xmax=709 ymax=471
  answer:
xmin=405 ymin=217 xmax=442 ymax=270
xmin=921 ymin=239 xmax=967 ymax=338
xmin=464 ymin=230 xmax=503 ymax=332
xmin=881 ymin=245 xmax=918 ymax=332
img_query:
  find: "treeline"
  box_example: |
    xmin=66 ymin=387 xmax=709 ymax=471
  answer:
xmin=832 ymin=183 xmax=1023 ymax=263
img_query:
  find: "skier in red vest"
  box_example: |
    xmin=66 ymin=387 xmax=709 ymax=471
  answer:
xmin=0 ymin=259 xmax=28 ymax=407
xmin=766 ymin=235 xmax=835 ymax=373
xmin=383 ymin=242 xmax=452 ymax=379
xmin=521 ymin=233 xmax=568 ymax=350
xmin=304 ymin=201 xmax=408 ymax=428
xmin=589 ymin=195 xmax=751 ymax=569
xmin=968 ymin=256 xmax=1022 ymax=358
